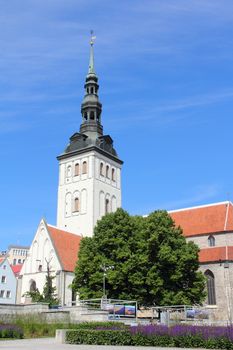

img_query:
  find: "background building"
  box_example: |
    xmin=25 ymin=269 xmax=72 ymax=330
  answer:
xmin=7 ymin=245 xmax=29 ymax=265
xmin=0 ymin=257 xmax=17 ymax=304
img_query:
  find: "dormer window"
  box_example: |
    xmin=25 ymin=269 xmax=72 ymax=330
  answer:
xmin=208 ymin=235 xmax=215 ymax=247
xmin=82 ymin=161 xmax=87 ymax=174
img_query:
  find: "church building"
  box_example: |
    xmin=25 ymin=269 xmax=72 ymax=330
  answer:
xmin=18 ymin=38 xmax=233 ymax=321
xmin=19 ymin=36 xmax=122 ymax=305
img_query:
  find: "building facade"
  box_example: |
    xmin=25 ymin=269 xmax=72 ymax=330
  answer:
xmin=0 ymin=257 xmax=17 ymax=304
xmin=7 ymin=245 xmax=29 ymax=265
xmin=20 ymin=219 xmax=81 ymax=305
xmin=170 ymin=201 xmax=233 ymax=322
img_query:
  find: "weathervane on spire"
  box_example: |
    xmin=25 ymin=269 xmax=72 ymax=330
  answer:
xmin=90 ymin=30 xmax=96 ymax=46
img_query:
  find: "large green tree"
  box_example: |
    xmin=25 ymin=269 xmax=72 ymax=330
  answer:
xmin=72 ymin=208 xmax=206 ymax=306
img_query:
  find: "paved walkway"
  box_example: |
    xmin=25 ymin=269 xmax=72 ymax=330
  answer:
xmin=0 ymin=338 xmax=210 ymax=350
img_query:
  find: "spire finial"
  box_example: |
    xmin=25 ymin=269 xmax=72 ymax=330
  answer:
xmin=90 ymin=30 xmax=96 ymax=46
xmin=88 ymin=30 xmax=96 ymax=75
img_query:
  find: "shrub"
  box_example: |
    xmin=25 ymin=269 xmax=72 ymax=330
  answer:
xmin=0 ymin=324 xmax=23 ymax=339
xmin=66 ymin=324 xmax=233 ymax=349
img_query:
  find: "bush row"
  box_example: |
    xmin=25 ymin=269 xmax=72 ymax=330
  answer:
xmin=66 ymin=329 xmax=233 ymax=349
xmin=0 ymin=324 xmax=23 ymax=339
xmin=4 ymin=316 xmax=125 ymax=338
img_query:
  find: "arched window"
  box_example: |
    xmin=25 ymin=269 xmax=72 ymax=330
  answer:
xmin=82 ymin=161 xmax=87 ymax=174
xmin=204 ymin=270 xmax=216 ymax=305
xmin=84 ymin=112 xmax=88 ymax=120
xmin=90 ymin=111 xmax=95 ymax=120
xmin=30 ymin=280 xmax=37 ymax=292
xmin=74 ymin=163 xmax=80 ymax=176
xmin=91 ymin=87 xmax=94 ymax=94
xmin=105 ymin=198 xmax=110 ymax=214
xmin=67 ymin=165 xmax=72 ymax=177
xmin=74 ymin=198 xmax=80 ymax=212
xmin=106 ymin=165 xmax=110 ymax=178
xmin=112 ymin=168 xmax=115 ymax=181
xmin=208 ymin=235 xmax=215 ymax=247
xmin=100 ymin=162 xmax=104 ymax=176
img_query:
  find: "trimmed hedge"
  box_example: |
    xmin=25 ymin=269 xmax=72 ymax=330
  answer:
xmin=66 ymin=328 xmax=233 ymax=349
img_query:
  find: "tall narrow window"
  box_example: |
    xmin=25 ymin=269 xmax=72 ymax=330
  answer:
xmin=208 ymin=235 xmax=215 ymax=247
xmin=112 ymin=168 xmax=115 ymax=181
xmin=90 ymin=111 xmax=95 ymax=120
xmin=1 ymin=276 xmax=6 ymax=283
xmin=204 ymin=270 xmax=216 ymax=305
xmin=75 ymin=163 xmax=80 ymax=176
xmin=105 ymin=199 xmax=110 ymax=214
xmin=82 ymin=161 xmax=87 ymax=174
xmin=67 ymin=165 xmax=72 ymax=177
xmin=74 ymin=198 xmax=80 ymax=212
xmin=106 ymin=165 xmax=110 ymax=178
xmin=100 ymin=162 xmax=104 ymax=176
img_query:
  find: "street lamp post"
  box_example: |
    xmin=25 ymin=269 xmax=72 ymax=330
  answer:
xmin=100 ymin=263 xmax=114 ymax=308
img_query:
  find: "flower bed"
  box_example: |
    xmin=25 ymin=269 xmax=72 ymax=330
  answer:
xmin=0 ymin=324 xmax=23 ymax=339
xmin=66 ymin=324 xmax=233 ymax=349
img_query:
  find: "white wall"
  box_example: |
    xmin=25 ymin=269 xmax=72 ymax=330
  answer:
xmin=56 ymin=150 xmax=122 ymax=237
xmin=20 ymin=220 xmax=62 ymax=303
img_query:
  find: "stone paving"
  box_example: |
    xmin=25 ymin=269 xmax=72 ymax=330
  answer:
xmin=0 ymin=338 xmax=210 ymax=350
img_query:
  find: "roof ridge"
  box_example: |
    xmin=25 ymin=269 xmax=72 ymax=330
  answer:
xmin=47 ymin=224 xmax=82 ymax=237
xmin=168 ymin=201 xmax=232 ymax=214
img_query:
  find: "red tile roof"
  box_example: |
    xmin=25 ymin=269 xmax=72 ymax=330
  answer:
xmin=11 ymin=264 xmax=23 ymax=276
xmin=47 ymin=225 xmax=82 ymax=272
xmin=199 ymin=246 xmax=233 ymax=263
xmin=169 ymin=202 xmax=233 ymax=237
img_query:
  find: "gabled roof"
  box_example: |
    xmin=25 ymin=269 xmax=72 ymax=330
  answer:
xmin=47 ymin=225 xmax=82 ymax=272
xmin=199 ymin=246 xmax=233 ymax=263
xmin=11 ymin=264 xmax=23 ymax=276
xmin=169 ymin=201 xmax=233 ymax=237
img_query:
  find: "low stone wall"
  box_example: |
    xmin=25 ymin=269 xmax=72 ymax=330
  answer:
xmin=0 ymin=303 xmax=49 ymax=314
xmin=0 ymin=303 xmax=109 ymax=323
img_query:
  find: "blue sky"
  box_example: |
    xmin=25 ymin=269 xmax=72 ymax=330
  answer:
xmin=1 ymin=0 xmax=233 ymax=249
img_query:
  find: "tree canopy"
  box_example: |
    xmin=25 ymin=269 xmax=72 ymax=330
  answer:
xmin=72 ymin=208 xmax=206 ymax=306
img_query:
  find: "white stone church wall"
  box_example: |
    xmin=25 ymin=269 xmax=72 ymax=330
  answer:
xmin=57 ymin=150 xmax=122 ymax=237
xmin=20 ymin=220 xmax=61 ymax=303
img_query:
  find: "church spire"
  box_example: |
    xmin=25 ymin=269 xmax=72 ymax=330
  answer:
xmin=88 ymin=31 xmax=96 ymax=75
xmin=80 ymin=32 xmax=103 ymax=138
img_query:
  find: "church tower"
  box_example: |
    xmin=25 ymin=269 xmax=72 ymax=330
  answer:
xmin=56 ymin=35 xmax=123 ymax=237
